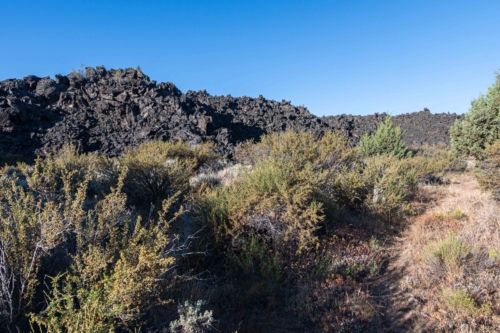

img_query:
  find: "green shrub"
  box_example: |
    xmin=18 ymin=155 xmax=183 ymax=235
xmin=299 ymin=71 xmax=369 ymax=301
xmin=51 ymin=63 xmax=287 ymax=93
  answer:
xmin=362 ymin=155 xmax=417 ymax=222
xmin=0 ymin=157 xmax=93 ymax=328
xmin=439 ymin=287 xmax=491 ymax=318
xmin=358 ymin=116 xmax=412 ymax=159
xmin=236 ymin=131 xmax=364 ymax=212
xmin=450 ymin=71 xmax=500 ymax=159
xmin=29 ymin=177 xmax=183 ymax=332
xmin=121 ymin=141 xmax=216 ymax=206
xmin=475 ymin=140 xmax=500 ymax=198
xmin=201 ymin=154 xmax=325 ymax=257
xmin=235 ymin=130 xmax=358 ymax=170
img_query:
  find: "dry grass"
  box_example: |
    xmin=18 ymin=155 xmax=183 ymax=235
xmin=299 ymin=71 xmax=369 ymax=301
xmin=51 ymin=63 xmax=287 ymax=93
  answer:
xmin=189 ymin=163 xmax=250 ymax=188
xmin=396 ymin=174 xmax=500 ymax=331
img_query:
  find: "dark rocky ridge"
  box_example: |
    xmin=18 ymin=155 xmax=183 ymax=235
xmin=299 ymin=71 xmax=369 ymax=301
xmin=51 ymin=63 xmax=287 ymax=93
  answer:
xmin=0 ymin=66 xmax=462 ymax=158
xmin=323 ymin=108 xmax=462 ymax=146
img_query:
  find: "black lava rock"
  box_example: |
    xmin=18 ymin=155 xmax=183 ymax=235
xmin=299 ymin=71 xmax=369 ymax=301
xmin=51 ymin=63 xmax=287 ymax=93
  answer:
xmin=0 ymin=67 xmax=462 ymax=159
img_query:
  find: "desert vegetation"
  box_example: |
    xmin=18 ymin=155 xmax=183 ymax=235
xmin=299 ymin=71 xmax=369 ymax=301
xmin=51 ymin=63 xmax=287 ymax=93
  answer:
xmin=0 ymin=119 xmax=466 ymax=332
xmin=0 ymin=71 xmax=499 ymax=332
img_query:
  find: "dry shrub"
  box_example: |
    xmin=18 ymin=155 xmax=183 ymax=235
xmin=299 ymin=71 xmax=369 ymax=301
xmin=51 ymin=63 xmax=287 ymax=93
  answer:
xmin=189 ymin=163 xmax=249 ymax=189
xmin=121 ymin=140 xmax=216 ymax=206
xmin=0 ymin=149 xmax=188 ymax=332
xmin=235 ymin=130 xmax=357 ymax=170
xmin=30 ymin=178 xmax=183 ymax=332
xmin=0 ymin=166 xmax=80 ymax=328
xmin=27 ymin=144 xmax=97 ymax=195
xmin=361 ymin=145 xmax=467 ymax=223
xmin=201 ymin=154 xmax=325 ymax=260
xmin=414 ymin=211 xmax=462 ymax=233
xmin=235 ymin=131 xmax=369 ymax=213
xmin=412 ymin=144 xmax=467 ymax=183
xmin=201 ymin=131 xmax=450 ymax=230
xmin=397 ymin=174 xmax=500 ymax=331
xmin=362 ymin=155 xmax=418 ymax=222
xmin=24 ymin=144 xmax=117 ymax=199
xmin=201 ymin=131 xmax=361 ymax=260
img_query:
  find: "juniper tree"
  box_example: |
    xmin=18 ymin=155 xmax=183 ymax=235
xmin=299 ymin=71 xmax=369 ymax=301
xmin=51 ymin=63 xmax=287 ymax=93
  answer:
xmin=450 ymin=71 xmax=500 ymax=160
xmin=358 ymin=116 xmax=412 ymax=159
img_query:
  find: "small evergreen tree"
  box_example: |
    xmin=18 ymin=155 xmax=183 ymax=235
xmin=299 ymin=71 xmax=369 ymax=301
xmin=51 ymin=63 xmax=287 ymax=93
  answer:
xmin=358 ymin=116 xmax=412 ymax=159
xmin=450 ymin=71 xmax=500 ymax=160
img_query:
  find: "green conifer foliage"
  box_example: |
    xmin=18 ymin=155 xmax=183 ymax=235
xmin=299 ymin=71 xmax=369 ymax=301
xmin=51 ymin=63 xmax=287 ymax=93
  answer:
xmin=450 ymin=72 xmax=500 ymax=160
xmin=358 ymin=116 xmax=412 ymax=159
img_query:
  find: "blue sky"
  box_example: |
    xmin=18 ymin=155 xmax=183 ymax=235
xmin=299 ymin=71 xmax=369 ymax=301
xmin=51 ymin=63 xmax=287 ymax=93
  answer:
xmin=1 ymin=0 xmax=499 ymax=116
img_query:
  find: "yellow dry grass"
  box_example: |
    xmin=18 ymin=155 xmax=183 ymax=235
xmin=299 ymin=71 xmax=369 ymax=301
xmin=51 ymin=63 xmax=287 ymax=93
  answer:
xmin=396 ymin=174 xmax=500 ymax=331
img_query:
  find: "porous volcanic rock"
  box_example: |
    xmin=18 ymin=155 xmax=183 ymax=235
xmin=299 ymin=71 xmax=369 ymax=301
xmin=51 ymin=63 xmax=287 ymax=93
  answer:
xmin=0 ymin=67 xmax=462 ymax=159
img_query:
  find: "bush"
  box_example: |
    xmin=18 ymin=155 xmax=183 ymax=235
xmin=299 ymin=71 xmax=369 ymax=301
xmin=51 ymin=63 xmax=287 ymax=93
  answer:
xmin=362 ymin=155 xmax=418 ymax=222
xmin=0 ymin=154 xmax=97 ymax=329
xmin=235 ymin=131 xmax=364 ymax=211
xmin=203 ymin=131 xmax=368 ymax=260
xmin=30 ymin=181 xmax=183 ymax=332
xmin=475 ymin=140 xmax=500 ymax=198
xmin=22 ymin=144 xmax=117 ymax=199
xmin=358 ymin=116 xmax=412 ymax=159
xmin=121 ymin=141 xmax=216 ymax=206
xmin=439 ymin=287 xmax=491 ymax=318
xmin=235 ymin=130 xmax=358 ymax=170
xmin=169 ymin=300 xmax=214 ymax=333
xmin=0 ymin=149 xmax=187 ymax=332
xmin=201 ymin=154 xmax=325 ymax=258
xmin=450 ymin=71 xmax=500 ymax=159
xmin=411 ymin=144 xmax=467 ymax=183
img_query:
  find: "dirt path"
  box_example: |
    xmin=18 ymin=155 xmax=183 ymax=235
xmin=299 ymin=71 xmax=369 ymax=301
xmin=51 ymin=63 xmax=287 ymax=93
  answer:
xmin=369 ymin=174 xmax=493 ymax=332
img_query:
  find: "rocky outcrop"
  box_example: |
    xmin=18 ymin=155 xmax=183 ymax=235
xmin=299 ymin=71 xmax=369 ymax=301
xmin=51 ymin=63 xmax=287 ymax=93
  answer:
xmin=0 ymin=66 xmax=462 ymax=159
xmin=322 ymin=108 xmax=462 ymax=146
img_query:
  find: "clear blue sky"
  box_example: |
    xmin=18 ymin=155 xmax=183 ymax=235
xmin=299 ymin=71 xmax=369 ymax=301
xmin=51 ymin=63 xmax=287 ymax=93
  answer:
xmin=1 ymin=0 xmax=499 ymax=116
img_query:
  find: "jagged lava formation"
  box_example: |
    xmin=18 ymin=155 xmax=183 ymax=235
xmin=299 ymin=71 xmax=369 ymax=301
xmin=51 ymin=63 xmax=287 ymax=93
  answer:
xmin=0 ymin=66 xmax=462 ymax=158
xmin=322 ymin=108 xmax=462 ymax=146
